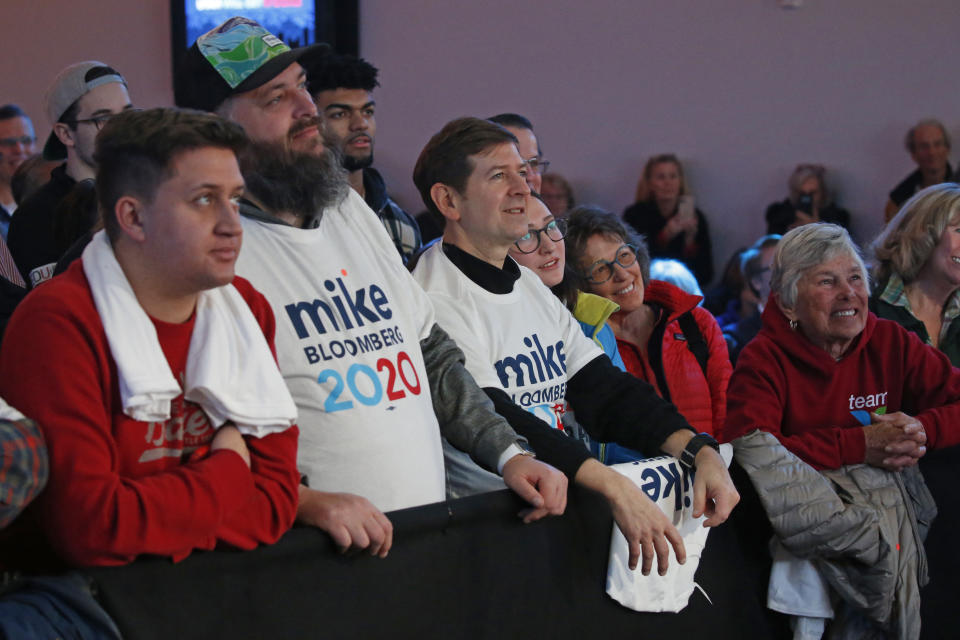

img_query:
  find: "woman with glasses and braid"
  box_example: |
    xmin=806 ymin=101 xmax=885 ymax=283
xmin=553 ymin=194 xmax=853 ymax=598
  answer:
xmin=565 ymin=206 xmax=732 ymax=459
xmin=507 ymin=194 xmax=626 ymax=374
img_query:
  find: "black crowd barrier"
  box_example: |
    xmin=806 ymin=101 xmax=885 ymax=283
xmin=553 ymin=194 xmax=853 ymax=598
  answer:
xmin=85 ymin=464 xmax=790 ymax=639
xmin=916 ymin=448 xmax=960 ymax=640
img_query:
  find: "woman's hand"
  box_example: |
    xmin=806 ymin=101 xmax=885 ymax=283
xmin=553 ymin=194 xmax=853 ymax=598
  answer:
xmin=681 ymin=214 xmax=699 ymax=244
xmin=863 ymin=411 xmax=927 ymax=471
xmin=661 ymin=212 xmax=687 ymax=242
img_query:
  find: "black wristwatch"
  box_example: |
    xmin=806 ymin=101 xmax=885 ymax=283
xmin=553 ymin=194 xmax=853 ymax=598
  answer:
xmin=678 ymin=432 xmax=720 ymax=471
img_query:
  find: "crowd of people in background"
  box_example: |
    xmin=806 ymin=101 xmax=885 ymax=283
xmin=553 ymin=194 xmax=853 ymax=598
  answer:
xmin=1 ymin=13 xmax=959 ymax=639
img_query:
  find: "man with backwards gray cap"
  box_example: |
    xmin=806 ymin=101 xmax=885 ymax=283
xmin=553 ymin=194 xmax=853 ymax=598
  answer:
xmin=7 ymin=61 xmax=132 ymax=287
xmin=176 ymin=17 xmax=568 ymax=558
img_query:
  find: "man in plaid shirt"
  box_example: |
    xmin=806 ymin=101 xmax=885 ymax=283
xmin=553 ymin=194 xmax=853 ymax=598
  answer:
xmin=0 ymin=397 xmax=47 ymax=530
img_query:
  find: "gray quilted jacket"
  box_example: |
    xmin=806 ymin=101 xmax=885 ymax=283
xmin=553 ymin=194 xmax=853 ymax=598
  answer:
xmin=733 ymin=430 xmax=935 ymax=640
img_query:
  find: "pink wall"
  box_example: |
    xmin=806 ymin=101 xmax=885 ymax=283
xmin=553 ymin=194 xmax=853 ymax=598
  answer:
xmin=364 ymin=0 xmax=960 ymax=280
xmin=4 ymin=0 xmax=958 ymax=283
xmin=1 ymin=0 xmax=173 ymax=120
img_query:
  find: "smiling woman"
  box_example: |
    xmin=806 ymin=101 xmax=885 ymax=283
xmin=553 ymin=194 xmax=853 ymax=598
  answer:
xmin=564 ymin=206 xmax=731 ymax=452
xmin=868 ymin=181 xmax=960 ymax=640
xmin=871 ymin=183 xmax=960 ymax=362
xmin=773 ymin=237 xmax=869 ymax=360
xmin=507 ymin=196 xmax=566 ymax=287
xmin=723 ymin=222 xmax=960 ymax=469
xmin=723 ymin=221 xmax=960 ymax=635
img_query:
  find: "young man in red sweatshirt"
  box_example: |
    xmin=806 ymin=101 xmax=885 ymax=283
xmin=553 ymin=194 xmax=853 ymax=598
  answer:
xmin=0 ymin=108 xmax=301 ymax=571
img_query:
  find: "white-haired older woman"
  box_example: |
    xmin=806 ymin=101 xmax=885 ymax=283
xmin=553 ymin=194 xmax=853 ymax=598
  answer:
xmin=725 ymin=223 xmax=960 ymax=636
xmin=726 ymin=222 xmax=960 ymax=470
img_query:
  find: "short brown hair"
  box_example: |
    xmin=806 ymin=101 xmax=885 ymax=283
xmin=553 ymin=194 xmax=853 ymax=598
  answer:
xmin=95 ymin=108 xmax=247 ymax=242
xmin=413 ymin=117 xmax=517 ymax=219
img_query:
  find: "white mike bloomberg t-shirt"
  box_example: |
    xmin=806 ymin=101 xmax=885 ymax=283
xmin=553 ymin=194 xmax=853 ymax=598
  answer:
xmin=235 ymin=190 xmax=444 ymax=512
xmin=412 ymin=242 xmax=602 ymax=429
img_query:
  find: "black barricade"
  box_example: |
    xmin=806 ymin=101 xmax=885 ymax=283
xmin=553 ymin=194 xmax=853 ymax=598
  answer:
xmin=85 ymin=466 xmax=788 ymax=639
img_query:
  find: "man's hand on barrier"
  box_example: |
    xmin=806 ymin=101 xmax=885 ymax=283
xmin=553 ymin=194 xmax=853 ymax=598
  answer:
xmin=296 ymin=486 xmax=393 ymax=558
xmin=502 ymin=455 xmax=567 ymax=523
xmin=692 ymin=447 xmax=739 ymax=527
xmin=576 ymin=459 xmax=686 ymax=575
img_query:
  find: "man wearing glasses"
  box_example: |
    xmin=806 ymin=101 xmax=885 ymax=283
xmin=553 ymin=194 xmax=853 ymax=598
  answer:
xmin=0 ymin=105 xmax=37 ymax=240
xmin=8 ymin=61 xmax=132 ymax=287
xmin=411 ymin=117 xmax=739 ymax=576
xmin=488 ymin=113 xmax=549 ymax=193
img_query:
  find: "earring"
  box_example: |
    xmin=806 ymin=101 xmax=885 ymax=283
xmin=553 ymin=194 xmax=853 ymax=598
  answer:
xmin=789 ymin=319 xmax=798 ymax=331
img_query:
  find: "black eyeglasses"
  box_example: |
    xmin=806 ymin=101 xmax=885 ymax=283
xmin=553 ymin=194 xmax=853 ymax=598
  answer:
xmin=64 ymin=112 xmax=122 ymax=131
xmin=0 ymin=136 xmax=35 ymax=148
xmin=525 ymin=157 xmax=551 ymax=175
xmin=583 ymin=244 xmax=639 ymax=284
xmin=514 ymin=219 xmax=566 ymax=254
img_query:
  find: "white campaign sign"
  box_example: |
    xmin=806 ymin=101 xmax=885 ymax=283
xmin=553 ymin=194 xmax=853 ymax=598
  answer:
xmin=606 ymin=443 xmax=733 ymax=612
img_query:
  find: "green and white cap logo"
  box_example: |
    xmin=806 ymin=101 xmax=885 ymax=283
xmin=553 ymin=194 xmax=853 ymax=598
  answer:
xmin=197 ymin=16 xmax=291 ymax=89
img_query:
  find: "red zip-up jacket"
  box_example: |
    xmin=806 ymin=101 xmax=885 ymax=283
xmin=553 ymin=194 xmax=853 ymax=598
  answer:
xmin=615 ymin=279 xmax=731 ymax=438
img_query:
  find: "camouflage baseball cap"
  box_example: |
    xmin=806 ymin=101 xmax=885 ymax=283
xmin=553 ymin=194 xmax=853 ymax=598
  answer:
xmin=175 ymin=17 xmax=330 ymax=112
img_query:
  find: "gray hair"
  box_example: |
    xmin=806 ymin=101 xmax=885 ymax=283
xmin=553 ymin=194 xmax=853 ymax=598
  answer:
xmin=871 ymin=183 xmax=960 ymax=284
xmin=905 ymin=118 xmax=951 ymax=153
xmin=771 ymin=223 xmax=868 ymax=309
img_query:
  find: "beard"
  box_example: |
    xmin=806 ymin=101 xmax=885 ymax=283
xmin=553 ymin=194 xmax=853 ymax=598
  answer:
xmin=239 ymin=140 xmax=349 ymax=221
xmin=342 ymin=149 xmax=374 ymax=173
xmin=336 ymin=129 xmax=375 ymax=173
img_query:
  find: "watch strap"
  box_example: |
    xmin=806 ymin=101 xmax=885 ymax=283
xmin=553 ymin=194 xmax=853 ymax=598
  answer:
xmin=678 ymin=432 xmax=719 ymax=471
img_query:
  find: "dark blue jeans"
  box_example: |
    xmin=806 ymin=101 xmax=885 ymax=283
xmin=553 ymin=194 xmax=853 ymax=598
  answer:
xmin=0 ymin=573 xmax=121 ymax=640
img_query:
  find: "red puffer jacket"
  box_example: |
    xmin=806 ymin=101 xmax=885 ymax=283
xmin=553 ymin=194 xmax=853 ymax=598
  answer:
xmin=615 ymin=280 xmax=732 ymax=439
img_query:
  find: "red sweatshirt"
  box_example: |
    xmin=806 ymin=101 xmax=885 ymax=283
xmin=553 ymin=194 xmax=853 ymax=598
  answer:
xmin=0 ymin=261 xmax=300 ymax=568
xmin=616 ymin=279 xmax=731 ymax=438
xmin=724 ymin=302 xmax=960 ymax=469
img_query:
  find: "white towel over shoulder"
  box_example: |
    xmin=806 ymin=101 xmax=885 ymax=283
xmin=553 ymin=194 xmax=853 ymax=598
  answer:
xmin=81 ymin=230 xmax=296 ymax=437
